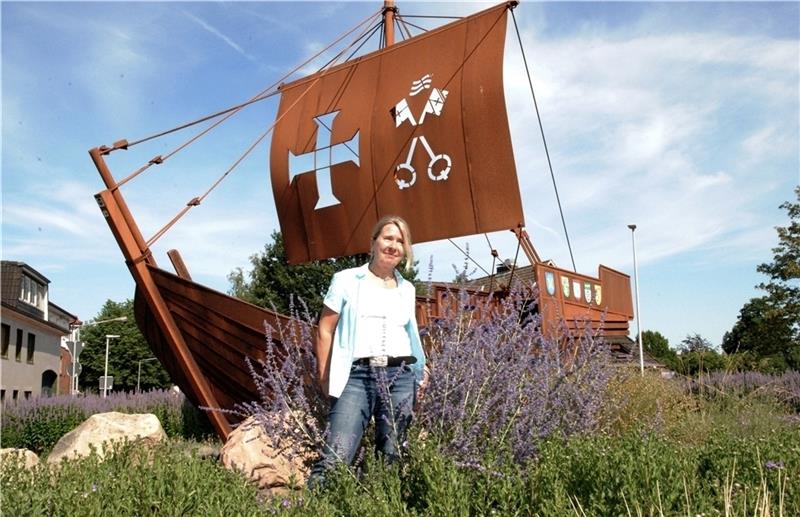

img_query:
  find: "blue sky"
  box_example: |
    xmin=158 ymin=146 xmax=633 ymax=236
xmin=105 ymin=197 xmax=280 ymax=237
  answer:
xmin=2 ymin=1 xmax=798 ymax=349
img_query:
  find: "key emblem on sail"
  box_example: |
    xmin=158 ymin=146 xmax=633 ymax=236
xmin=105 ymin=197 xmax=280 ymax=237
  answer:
xmin=270 ymin=3 xmax=524 ymax=264
xmin=393 ymin=74 xmax=451 ymax=189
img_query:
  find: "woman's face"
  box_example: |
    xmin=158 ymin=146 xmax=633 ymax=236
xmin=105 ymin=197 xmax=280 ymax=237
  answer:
xmin=371 ymin=223 xmax=405 ymax=271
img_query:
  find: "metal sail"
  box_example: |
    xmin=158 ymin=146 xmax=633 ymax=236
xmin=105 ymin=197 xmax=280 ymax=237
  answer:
xmin=270 ymin=3 xmax=524 ymax=263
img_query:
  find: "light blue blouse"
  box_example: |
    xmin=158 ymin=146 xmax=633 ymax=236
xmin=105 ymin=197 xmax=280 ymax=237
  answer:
xmin=323 ymin=263 xmax=426 ymax=398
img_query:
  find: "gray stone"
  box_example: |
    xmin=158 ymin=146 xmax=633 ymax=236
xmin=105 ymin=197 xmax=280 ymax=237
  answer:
xmin=1 ymin=448 xmax=40 ymax=469
xmin=220 ymin=414 xmax=315 ymax=491
xmin=47 ymin=411 xmax=166 ymax=464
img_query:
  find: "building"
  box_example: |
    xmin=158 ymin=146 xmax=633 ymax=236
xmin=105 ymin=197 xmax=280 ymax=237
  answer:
xmin=1 ymin=261 xmax=77 ymax=402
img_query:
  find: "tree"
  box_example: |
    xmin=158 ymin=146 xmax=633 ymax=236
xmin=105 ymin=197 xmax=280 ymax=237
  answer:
xmin=679 ymin=333 xmax=714 ymax=354
xmin=673 ymin=334 xmax=725 ymax=375
xmin=642 ymin=330 xmax=671 ymax=358
xmin=229 ymin=231 xmax=418 ymax=316
xmin=79 ymin=299 xmax=171 ymax=394
xmin=723 ymin=186 xmax=800 ymax=370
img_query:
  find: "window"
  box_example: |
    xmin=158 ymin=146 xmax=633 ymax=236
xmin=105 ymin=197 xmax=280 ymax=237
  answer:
xmin=0 ymin=390 xmax=5 ymax=403
xmin=19 ymin=275 xmax=46 ymax=310
xmin=1 ymin=324 xmax=9 ymax=358
xmin=26 ymin=333 xmax=36 ymax=363
xmin=12 ymin=390 xmax=18 ymax=401
xmin=23 ymin=391 xmax=32 ymax=400
xmin=15 ymin=329 xmax=23 ymax=361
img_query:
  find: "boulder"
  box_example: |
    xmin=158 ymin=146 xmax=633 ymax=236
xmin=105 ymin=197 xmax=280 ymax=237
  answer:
xmin=220 ymin=414 xmax=316 ymax=491
xmin=47 ymin=411 xmax=166 ymax=465
xmin=1 ymin=448 xmax=40 ymax=469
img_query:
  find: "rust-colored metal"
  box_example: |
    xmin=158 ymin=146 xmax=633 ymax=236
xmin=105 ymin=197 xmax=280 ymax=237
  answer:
xmin=270 ymin=2 xmax=523 ymax=263
xmin=512 ymin=227 xmax=542 ymax=265
xmin=383 ymin=1 xmax=396 ymax=46
xmin=133 ymin=265 xmax=294 ymax=417
xmin=167 ymin=249 xmax=192 ymax=280
xmin=91 ymin=149 xmax=232 ymax=440
xmin=534 ymin=263 xmax=633 ymax=340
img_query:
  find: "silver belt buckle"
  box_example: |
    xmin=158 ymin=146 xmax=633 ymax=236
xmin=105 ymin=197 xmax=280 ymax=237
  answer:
xmin=369 ymin=355 xmax=388 ymax=367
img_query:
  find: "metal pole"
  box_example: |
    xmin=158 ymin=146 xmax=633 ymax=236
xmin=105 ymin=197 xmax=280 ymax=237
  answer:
xmin=70 ymin=325 xmax=79 ymax=395
xmin=628 ymin=224 xmax=644 ymax=375
xmin=73 ymin=316 xmax=127 ymax=395
xmin=103 ymin=335 xmax=120 ymax=397
xmin=137 ymin=357 xmax=157 ymax=394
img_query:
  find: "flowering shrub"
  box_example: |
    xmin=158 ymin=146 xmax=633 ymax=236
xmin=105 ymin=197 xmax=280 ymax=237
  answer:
xmin=417 ymin=284 xmax=612 ymax=466
xmin=685 ymin=370 xmax=800 ymax=411
xmin=235 ymin=283 xmax=613 ymax=475
xmin=1 ymin=389 xmax=213 ymax=453
xmin=225 ymin=299 xmax=328 ymax=470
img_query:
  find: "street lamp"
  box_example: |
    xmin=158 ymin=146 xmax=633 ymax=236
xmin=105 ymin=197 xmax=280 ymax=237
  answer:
xmin=102 ymin=334 xmax=121 ymax=398
xmin=137 ymin=357 xmax=158 ymax=394
xmin=70 ymin=316 xmax=127 ymax=395
xmin=628 ymin=224 xmax=644 ymax=376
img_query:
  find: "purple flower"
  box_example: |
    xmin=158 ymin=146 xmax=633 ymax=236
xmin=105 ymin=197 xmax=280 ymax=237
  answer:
xmin=765 ymin=460 xmax=784 ymax=470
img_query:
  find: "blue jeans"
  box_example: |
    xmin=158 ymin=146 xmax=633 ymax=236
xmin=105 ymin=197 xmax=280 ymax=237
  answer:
xmin=309 ymin=363 xmax=416 ymax=486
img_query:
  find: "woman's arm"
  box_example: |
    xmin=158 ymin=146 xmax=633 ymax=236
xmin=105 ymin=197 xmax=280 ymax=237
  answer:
xmin=315 ymin=306 xmax=340 ymax=393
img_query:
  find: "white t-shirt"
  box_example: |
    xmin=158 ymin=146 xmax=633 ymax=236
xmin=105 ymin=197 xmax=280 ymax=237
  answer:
xmin=352 ymin=281 xmax=412 ymax=359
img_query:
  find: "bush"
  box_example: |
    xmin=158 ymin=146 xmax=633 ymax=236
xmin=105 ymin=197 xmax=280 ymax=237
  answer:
xmin=417 ymin=284 xmax=612 ymax=467
xmin=0 ymin=439 xmax=260 ymax=516
xmin=1 ymin=390 xmax=215 ymax=454
xmin=598 ymin=369 xmax=699 ymax=438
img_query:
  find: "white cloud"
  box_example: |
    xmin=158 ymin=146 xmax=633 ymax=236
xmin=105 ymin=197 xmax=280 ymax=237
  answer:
xmin=183 ymin=11 xmax=256 ymax=63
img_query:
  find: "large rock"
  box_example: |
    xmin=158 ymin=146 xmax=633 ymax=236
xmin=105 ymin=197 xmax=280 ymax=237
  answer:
xmin=1 ymin=448 xmax=40 ymax=469
xmin=220 ymin=414 xmax=315 ymax=491
xmin=47 ymin=412 xmax=166 ymax=464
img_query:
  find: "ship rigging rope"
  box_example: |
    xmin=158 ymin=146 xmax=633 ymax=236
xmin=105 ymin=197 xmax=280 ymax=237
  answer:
xmin=395 ymin=16 xmax=415 ymax=41
xmin=143 ymin=11 xmax=383 ymax=248
xmin=113 ymin=8 xmax=383 ymax=189
xmin=510 ymin=8 xmax=577 ymax=273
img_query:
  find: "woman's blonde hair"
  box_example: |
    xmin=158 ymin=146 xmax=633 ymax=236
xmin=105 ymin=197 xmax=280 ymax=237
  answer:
xmin=370 ymin=215 xmax=414 ymax=273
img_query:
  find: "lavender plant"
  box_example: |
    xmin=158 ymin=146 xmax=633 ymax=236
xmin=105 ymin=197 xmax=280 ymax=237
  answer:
xmin=225 ymin=298 xmax=328 ymax=470
xmin=1 ymin=389 xmax=211 ymax=453
xmin=416 ymin=283 xmax=613 ymax=467
xmin=685 ymin=369 xmax=800 ymax=411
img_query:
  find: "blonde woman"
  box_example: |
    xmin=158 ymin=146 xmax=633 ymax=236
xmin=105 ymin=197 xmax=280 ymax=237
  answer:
xmin=309 ymin=215 xmax=426 ymax=487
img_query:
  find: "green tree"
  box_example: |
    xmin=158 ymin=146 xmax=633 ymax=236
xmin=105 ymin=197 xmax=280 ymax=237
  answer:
xmin=642 ymin=330 xmax=671 ymax=358
xmin=673 ymin=333 xmax=724 ymax=375
xmin=679 ymin=333 xmax=715 ymax=354
xmin=641 ymin=330 xmax=678 ymax=369
xmin=78 ymin=299 xmax=171 ymax=394
xmin=228 ymin=231 xmax=377 ymax=316
xmin=722 ymin=187 xmax=800 ymax=370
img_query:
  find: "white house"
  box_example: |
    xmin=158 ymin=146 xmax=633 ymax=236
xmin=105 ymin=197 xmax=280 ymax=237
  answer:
xmin=1 ymin=261 xmax=77 ymax=401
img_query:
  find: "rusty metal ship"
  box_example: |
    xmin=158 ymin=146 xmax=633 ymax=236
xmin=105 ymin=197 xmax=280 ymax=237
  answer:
xmin=91 ymin=1 xmax=633 ymax=440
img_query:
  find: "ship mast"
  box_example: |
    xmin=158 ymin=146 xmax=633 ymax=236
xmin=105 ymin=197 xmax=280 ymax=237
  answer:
xmin=382 ymin=0 xmax=396 ymax=46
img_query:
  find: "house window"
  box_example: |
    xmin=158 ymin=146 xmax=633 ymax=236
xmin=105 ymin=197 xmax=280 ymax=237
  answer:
xmin=15 ymin=329 xmax=23 ymax=361
xmin=19 ymin=275 xmax=46 ymax=310
xmin=26 ymin=333 xmax=36 ymax=363
xmin=0 ymin=390 xmax=5 ymax=403
xmin=12 ymin=390 xmax=18 ymax=401
xmin=1 ymin=324 xmax=9 ymax=358
xmin=23 ymin=391 xmax=32 ymax=400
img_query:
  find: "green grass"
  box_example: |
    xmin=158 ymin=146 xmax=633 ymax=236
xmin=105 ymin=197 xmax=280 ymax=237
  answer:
xmin=2 ymin=371 xmax=798 ymax=516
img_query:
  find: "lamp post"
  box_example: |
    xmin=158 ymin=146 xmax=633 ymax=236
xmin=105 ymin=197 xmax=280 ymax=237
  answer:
xmin=70 ymin=316 xmax=127 ymax=395
xmin=137 ymin=357 xmax=158 ymax=394
xmin=102 ymin=334 xmax=121 ymax=398
xmin=628 ymin=224 xmax=644 ymax=376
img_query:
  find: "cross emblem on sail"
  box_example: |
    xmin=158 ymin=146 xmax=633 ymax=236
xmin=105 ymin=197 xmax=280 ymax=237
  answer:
xmin=288 ymin=111 xmax=360 ymax=209
xmin=270 ymin=3 xmax=524 ymax=263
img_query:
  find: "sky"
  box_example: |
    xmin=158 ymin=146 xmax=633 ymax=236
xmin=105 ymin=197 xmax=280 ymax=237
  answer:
xmin=2 ymin=1 xmax=798 ymax=349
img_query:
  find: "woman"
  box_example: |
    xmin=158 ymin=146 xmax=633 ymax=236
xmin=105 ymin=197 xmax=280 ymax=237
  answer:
xmin=308 ymin=215 xmax=426 ymax=486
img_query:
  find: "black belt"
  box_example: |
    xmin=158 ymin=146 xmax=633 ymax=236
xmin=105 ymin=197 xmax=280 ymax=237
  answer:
xmin=353 ymin=355 xmax=417 ymax=367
